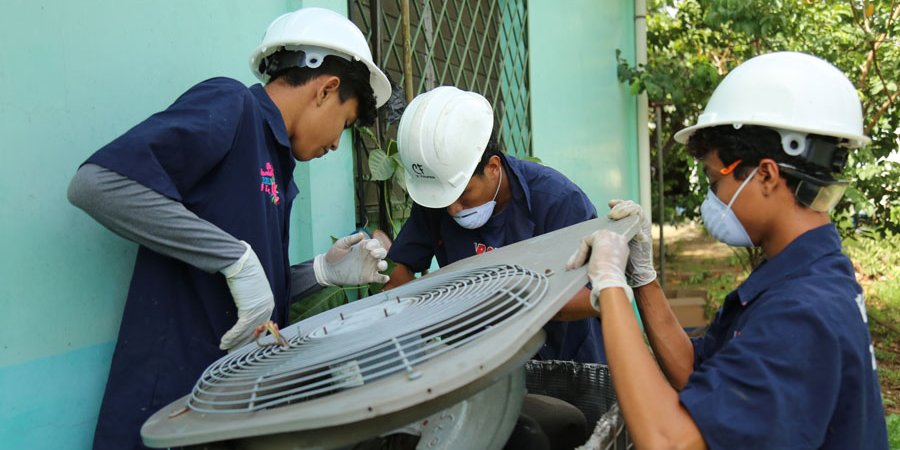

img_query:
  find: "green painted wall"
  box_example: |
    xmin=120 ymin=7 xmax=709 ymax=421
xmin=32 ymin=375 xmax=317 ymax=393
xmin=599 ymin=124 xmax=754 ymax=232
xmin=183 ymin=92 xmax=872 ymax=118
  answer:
xmin=288 ymin=2 xmax=361 ymax=259
xmin=0 ymin=0 xmax=353 ymax=448
xmin=529 ymin=1 xmax=640 ymax=206
xmin=0 ymin=0 xmax=639 ymax=447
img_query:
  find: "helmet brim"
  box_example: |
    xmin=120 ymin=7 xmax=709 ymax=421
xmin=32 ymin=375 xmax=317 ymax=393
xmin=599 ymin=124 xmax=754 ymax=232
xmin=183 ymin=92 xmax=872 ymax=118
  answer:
xmin=674 ymin=120 xmax=870 ymax=148
xmin=405 ymin=169 xmax=475 ymax=209
xmin=362 ymin=59 xmax=391 ymax=108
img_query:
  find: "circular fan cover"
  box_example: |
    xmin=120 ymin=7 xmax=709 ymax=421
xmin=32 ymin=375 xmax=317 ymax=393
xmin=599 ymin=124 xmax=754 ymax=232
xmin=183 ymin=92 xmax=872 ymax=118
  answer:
xmin=189 ymin=264 xmax=547 ymax=414
xmin=141 ymin=216 xmax=638 ymax=449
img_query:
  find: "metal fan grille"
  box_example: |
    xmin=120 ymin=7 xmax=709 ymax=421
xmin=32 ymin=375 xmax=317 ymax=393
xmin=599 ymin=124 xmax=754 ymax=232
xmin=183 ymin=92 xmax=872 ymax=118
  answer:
xmin=188 ymin=264 xmax=547 ymax=414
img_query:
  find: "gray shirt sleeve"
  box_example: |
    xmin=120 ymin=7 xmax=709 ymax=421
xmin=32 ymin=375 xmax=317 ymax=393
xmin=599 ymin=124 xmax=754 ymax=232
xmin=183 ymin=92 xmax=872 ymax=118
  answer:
xmin=290 ymin=260 xmax=324 ymax=300
xmin=69 ymin=163 xmax=324 ymax=298
xmin=68 ymin=163 xmax=248 ymax=273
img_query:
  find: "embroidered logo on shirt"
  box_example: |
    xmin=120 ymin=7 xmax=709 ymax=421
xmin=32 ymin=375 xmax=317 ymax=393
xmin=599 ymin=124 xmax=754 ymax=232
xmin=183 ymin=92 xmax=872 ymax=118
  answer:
xmin=474 ymin=242 xmax=494 ymax=255
xmin=260 ymin=162 xmax=280 ymax=204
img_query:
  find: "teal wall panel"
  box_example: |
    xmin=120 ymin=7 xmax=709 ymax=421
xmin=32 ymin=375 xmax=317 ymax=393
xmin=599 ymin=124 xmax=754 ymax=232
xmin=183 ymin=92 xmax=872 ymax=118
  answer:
xmin=288 ymin=0 xmax=359 ymax=260
xmin=292 ymin=130 xmax=360 ymax=259
xmin=528 ymin=1 xmax=639 ymax=208
xmin=0 ymin=343 xmax=114 ymax=449
xmin=0 ymin=0 xmax=353 ymax=447
xmin=0 ymin=0 xmax=303 ymax=366
xmin=1 ymin=0 xmax=637 ymax=446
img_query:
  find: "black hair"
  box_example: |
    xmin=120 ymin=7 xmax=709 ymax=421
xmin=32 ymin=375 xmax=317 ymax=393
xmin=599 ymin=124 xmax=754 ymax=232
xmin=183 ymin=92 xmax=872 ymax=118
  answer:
xmin=266 ymin=52 xmax=377 ymax=127
xmin=473 ymin=132 xmax=503 ymax=176
xmin=686 ymin=125 xmax=841 ymax=190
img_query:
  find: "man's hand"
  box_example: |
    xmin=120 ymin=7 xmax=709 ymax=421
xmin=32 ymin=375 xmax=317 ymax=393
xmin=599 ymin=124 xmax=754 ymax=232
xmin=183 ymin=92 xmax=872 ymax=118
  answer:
xmin=608 ymin=199 xmax=657 ymax=288
xmin=219 ymin=241 xmax=275 ymax=351
xmin=566 ymin=229 xmax=632 ymax=312
xmin=314 ymin=233 xmax=390 ymax=286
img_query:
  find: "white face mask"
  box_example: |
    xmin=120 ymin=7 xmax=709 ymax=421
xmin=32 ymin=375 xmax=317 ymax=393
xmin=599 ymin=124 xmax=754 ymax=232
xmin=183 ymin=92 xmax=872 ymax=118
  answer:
xmin=700 ymin=167 xmax=758 ymax=247
xmin=452 ymin=168 xmax=503 ymax=229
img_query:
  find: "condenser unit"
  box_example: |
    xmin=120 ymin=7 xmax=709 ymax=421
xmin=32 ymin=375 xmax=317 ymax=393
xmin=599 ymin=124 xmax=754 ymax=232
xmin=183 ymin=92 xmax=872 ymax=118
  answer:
xmin=141 ymin=216 xmax=638 ymax=449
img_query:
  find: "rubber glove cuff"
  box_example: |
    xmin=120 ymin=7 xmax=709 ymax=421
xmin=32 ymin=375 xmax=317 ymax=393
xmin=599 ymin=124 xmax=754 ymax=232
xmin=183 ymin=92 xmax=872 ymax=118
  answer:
xmin=219 ymin=241 xmax=275 ymax=351
xmin=313 ymin=233 xmax=390 ymax=286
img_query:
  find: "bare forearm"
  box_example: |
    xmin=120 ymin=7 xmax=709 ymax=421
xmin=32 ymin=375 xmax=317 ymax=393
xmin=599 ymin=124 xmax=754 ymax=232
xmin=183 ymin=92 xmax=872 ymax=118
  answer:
xmin=552 ymin=287 xmax=595 ymax=321
xmin=383 ymin=263 xmax=415 ymax=290
xmin=634 ymin=280 xmax=695 ymax=389
xmin=600 ymin=287 xmax=706 ymax=450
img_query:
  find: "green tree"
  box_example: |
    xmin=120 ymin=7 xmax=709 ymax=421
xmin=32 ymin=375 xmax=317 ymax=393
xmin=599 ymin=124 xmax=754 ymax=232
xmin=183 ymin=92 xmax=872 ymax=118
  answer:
xmin=620 ymin=0 xmax=900 ymax=235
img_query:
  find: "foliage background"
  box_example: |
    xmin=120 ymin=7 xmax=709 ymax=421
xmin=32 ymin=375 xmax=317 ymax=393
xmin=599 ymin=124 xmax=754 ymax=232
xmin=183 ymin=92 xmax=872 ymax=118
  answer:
xmin=620 ymin=0 xmax=900 ymax=435
xmin=619 ymin=0 xmax=899 ymax=236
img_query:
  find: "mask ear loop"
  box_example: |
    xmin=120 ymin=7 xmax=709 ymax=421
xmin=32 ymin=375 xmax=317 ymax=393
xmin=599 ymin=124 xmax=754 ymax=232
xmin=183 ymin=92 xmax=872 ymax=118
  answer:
xmin=725 ymin=166 xmax=759 ymax=209
xmin=713 ymin=159 xmax=744 ymax=217
xmin=453 ymin=166 xmax=503 ymax=220
xmin=490 ymin=165 xmax=503 ymax=202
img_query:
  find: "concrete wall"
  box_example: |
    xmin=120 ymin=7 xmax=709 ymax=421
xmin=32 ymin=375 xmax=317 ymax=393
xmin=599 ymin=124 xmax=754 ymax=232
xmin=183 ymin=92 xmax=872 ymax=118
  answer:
xmin=0 ymin=1 xmax=353 ymax=448
xmin=529 ymin=0 xmax=641 ymax=205
xmin=0 ymin=0 xmax=640 ymax=448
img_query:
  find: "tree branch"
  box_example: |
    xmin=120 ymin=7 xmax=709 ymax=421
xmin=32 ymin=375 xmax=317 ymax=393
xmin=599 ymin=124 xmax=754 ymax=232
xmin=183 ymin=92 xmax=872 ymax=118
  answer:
xmin=663 ymin=134 xmax=677 ymax=156
xmin=861 ymin=2 xmax=900 ymax=133
xmin=867 ymin=89 xmax=900 ymax=133
xmin=854 ymin=2 xmax=900 ymax=95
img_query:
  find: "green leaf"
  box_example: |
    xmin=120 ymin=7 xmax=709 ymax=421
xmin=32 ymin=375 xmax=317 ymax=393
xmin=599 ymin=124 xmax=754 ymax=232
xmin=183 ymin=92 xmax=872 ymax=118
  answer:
xmin=355 ymin=126 xmax=377 ymax=141
xmin=289 ymin=287 xmax=349 ymax=324
xmin=392 ymin=165 xmax=407 ymax=192
xmin=630 ymin=81 xmax=642 ymax=96
xmin=386 ymin=139 xmax=399 ymax=156
xmin=368 ymin=148 xmax=395 ymax=181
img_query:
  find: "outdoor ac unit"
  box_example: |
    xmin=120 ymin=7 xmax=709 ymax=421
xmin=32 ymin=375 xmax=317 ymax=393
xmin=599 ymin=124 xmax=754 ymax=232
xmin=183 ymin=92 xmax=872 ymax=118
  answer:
xmin=141 ymin=216 xmax=638 ymax=449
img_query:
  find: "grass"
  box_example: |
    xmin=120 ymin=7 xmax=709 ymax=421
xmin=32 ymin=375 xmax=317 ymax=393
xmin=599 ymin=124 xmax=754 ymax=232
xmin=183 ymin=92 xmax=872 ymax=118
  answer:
xmin=888 ymin=414 xmax=900 ymax=449
xmin=844 ymin=232 xmax=900 ymax=435
xmin=654 ymin=225 xmax=747 ymax=312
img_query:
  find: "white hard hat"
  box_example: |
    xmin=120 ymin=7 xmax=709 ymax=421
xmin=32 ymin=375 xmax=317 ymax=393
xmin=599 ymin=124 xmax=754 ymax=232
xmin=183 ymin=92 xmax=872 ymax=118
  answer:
xmin=250 ymin=7 xmax=391 ymax=107
xmin=674 ymin=52 xmax=869 ymax=153
xmin=398 ymin=86 xmax=494 ymax=208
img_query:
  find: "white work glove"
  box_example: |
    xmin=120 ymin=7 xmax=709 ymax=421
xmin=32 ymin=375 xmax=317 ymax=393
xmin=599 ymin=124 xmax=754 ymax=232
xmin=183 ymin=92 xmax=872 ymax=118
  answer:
xmin=566 ymin=229 xmax=633 ymax=312
xmin=313 ymin=232 xmax=390 ymax=286
xmin=218 ymin=241 xmax=275 ymax=351
xmin=608 ymin=199 xmax=657 ymax=288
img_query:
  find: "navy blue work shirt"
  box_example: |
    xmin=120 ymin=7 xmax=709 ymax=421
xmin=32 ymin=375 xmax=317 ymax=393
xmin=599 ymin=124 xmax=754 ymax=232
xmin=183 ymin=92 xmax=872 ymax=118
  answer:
xmin=389 ymin=154 xmax=605 ymax=363
xmin=680 ymin=224 xmax=888 ymax=449
xmin=85 ymin=78 xmax=298 ymax=450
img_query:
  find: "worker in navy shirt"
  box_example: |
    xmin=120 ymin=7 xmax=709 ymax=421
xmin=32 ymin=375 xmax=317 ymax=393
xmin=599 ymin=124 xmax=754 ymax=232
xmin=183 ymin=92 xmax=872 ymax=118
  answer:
xmin=67 ymin=9 xmax=393 ymax=450
xmin=384 ymin=86 xmax=606 ymax=364
xmin=569 ymin=52 xmax=888 ymax=449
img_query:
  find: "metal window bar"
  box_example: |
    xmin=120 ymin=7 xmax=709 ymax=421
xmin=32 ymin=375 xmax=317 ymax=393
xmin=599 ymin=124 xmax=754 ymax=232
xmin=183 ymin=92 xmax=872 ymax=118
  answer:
xmin=350 ymin=0 xmax=532 ymax=230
